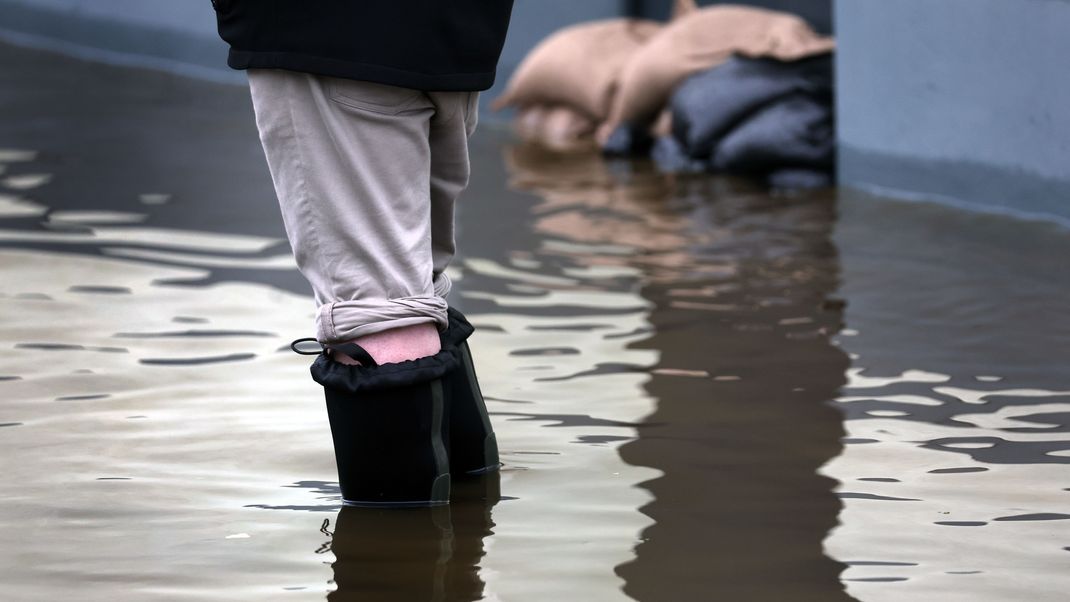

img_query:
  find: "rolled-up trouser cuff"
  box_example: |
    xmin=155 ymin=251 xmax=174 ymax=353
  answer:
xmin=315 ymin=272 xmax=453 ymax=343
xmin=433 ymin=272 xmax=452 ymax=299
xmin=317 ymin=295 xmax=449 ymax=344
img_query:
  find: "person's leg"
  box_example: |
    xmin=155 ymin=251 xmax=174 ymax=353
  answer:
xmin=248 ymin=69 xmax=444 ymax=363
xmin=427 ymin=90 xmax=479 ymax=299
xmin=425 ymin=91 xmax=501 ymax=475
xmin=248 ymin=69 xmax=458 ymax=505
xmin=339 ymin=324 xmax=439 ymax=365
xmin=335 ymin=87 xmax=479 ymax=367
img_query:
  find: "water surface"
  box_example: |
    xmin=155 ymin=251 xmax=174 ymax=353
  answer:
xmin=0 ymin=41 xmax=1067 ymax=601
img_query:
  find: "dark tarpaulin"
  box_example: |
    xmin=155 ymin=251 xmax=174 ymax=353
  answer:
xmin=665 ymin=53 xmax=835 ymax=188
xmin=671 ymin=54 xmax=833 ymax=160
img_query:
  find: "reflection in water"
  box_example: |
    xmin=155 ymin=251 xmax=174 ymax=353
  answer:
xmin=503 ymin=144 xmax=852 ymax=600
xmin=326 ymin=474 xmax=499 ymax=601
xmin=0 ymin=129 xmax=662 ymax=599
xmin=330 ymin=506 xmax=455 ymax=601
xmin=823 ymin=194 xmax=1070 ymax=599
xmin=3 ymin=37 xmax=1069 ymax=600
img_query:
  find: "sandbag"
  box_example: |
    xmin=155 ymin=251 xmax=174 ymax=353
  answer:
xmin=600 ymin=123 xmax=655 ymax=156
xmin=767 ymin=168 xmax=833 ymax=189
xmin=710 ymin=92 xmax=834 ymax=174
xmin=512 ymin=105 xmax=597 ymax=151
xmin=601 ymin=5 xmax=834 ymax=139
xmin=651 ymin=135 xmax=706 ymax=173
xmin=600 ymin=108 xmax=672 ymax=157
xmin=492 ymin=18 xmax=663 ymax=121
xmin=671 ymin=54 xmax=833 ymax=159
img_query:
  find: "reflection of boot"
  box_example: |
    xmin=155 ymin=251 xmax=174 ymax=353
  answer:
xmin=445 ymin=471 xmax=501 ymax=600
xmin=441 ymin=308 xmax=501 ymax=476
xmin=308 ymin=341 xmax=462 ymax=507
xmin=326 ymin=472 xmax=502 ymax=602
xmin=328 ymin=505 xmax=453 ymax=601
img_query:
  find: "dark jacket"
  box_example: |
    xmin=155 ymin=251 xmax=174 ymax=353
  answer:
xmin=212 ymin=0 xmax=514 ymax=91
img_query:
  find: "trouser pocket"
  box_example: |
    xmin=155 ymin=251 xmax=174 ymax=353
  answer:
xmin=326 ymin=77 xmax=432 ymax=115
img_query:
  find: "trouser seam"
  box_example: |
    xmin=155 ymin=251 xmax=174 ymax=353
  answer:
xmin=282 ymin=73 xmax=329 ymax=303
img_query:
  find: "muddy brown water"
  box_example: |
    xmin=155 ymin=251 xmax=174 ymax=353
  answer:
xmin=0 ymin=42 xmax=1067 ymax=601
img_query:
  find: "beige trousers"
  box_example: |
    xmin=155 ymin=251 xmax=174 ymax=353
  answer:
xmin=247 ymin=69 xmax=478 ymax=344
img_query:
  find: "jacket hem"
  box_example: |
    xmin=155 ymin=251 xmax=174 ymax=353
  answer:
xmin=228 ymin=49 xmax=497 ymax=92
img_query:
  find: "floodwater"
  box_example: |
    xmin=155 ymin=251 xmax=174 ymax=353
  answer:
xmin=0 ymin=42 xmax=1068 ymax=601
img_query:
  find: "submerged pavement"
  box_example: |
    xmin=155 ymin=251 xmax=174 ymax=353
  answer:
xmin=0 ymin=41 xmax=1067 ymax=601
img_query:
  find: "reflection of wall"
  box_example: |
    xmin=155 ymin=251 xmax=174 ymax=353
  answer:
xmin=837 ymin=0 xmax=1070 ymax=222
xmin=504 ymin=143 xmax=853 ymax=600
xmin=617 ymin=185 xmax=852 ymax=601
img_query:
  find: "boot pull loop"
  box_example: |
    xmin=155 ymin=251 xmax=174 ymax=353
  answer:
xmin=330 ymin=342 xmax=379 ymax=367
xmin=289 ymin=338 xmax=379 ymax=367
xmin=290 ymin=337 xmax=324 ymax=355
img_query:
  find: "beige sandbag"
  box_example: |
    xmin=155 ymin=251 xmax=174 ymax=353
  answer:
xmin=601 ymin=5 xmax=835 ymax=139
xmin=492 ymin=18 xmax=663 ymax=121
xmin=513 ymin=105 xmax=550 ymax=142
xmin=651 ymin=109 xmax=673 ymax=138
xmin=513 ymin=105 xmax=597 ymax=151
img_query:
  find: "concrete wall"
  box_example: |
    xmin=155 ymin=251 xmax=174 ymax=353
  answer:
xmin=836 ymin=0 xmax=1070 ymax=222
xmin=0 ymin=0 xmax=230 ymax=81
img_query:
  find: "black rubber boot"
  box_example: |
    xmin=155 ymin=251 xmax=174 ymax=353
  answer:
xmin=441 ymin=308 xmax=501 ymax=476
xmin=299 ymin=339 xmax=462 ymax=507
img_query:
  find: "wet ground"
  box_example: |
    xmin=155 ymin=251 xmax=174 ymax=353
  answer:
xmin=0 ymin=41 xmax=1067 ymax=601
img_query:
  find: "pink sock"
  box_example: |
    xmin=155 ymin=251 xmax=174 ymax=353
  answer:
xmin=332 ymin=322 xmax=441 ymax=366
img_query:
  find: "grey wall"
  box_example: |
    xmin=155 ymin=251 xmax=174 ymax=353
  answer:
xmin=0 ymin=0 xmax=233 ymax=81
xmin=837 ymin=0 xmax=1070 ymax=222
